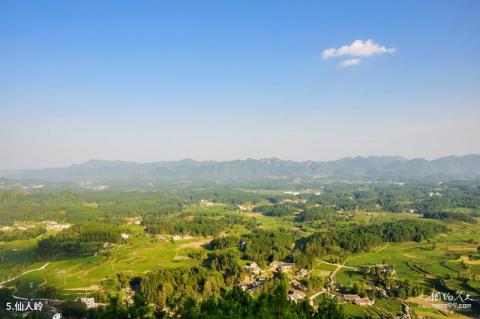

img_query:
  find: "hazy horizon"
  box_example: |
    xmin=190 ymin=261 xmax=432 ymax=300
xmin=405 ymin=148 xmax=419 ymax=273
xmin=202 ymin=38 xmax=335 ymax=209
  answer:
xmin=2 ymin=153 xmax=480 ymax=171
xmin=1 ymin=1 xmax=479 ymax=170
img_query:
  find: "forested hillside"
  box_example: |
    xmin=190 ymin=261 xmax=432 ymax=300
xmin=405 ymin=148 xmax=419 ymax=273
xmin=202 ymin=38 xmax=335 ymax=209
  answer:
xmin=2 ymin=155 xmax=480 ymax=186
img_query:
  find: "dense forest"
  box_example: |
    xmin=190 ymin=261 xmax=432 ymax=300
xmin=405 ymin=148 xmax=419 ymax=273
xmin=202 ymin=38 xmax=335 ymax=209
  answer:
xmin=57 ymin=224 xmax=126 ymax=243
xmin=242 ymin=229 xmax=298 ymax=266
xmin=295 ymin=207 xmax=336 ymax=222
xmin=36 ymin=237 xmax=100 ymax=259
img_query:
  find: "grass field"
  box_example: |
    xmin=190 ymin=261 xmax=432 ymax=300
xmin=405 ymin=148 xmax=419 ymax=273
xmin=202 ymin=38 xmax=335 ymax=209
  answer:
xmin=309 ymin=260 xmax=338 ymax=281
xmin=0 ymin=231 xmax=206 ymax=299
xmin=341 ymin=299 xmax=404 ymax=318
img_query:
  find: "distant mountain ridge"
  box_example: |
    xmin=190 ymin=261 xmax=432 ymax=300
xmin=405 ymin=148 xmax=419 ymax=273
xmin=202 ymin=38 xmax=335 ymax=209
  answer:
xmin=1 ymin=155 xmax=480 ymax=184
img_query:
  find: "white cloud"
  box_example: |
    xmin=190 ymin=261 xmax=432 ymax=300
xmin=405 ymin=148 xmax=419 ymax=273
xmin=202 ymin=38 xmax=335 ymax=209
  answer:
xmin=322 ymin=39 xmax=395 ymax=59
xmin=339 ymin=58 xmax=361 ymax=67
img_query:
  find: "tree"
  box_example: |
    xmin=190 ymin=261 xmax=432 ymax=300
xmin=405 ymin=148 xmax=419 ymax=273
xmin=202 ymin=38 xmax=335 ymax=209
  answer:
xmin=36 ymin=286 xmax=57 ymax=299
xmin=99 ymin=296 xmax=129 ymax=319
xmin=58 ymin=300 xmax=87 ymax=318
xmin=127 ymin=293 xmax=149 ymax=319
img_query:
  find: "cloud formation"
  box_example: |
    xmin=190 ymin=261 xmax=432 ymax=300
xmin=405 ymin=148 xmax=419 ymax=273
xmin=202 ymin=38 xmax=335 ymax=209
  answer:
xmin=339 ymin=58 xmax=361 ymax=67
xmin=323 ymin=39 xmax=396 ymax=59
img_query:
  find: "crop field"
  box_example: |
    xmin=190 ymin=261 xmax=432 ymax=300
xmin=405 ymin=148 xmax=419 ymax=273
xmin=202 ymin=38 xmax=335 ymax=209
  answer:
xmin=335 ymin=267 xmax=364 ymax=287
xmin=409 ymin=298 xmax=474 ymax=319
xmin=309 ymin=260 xmax=338 ymax=279
xmin=341 ymin=299 xmax=404 ymax=318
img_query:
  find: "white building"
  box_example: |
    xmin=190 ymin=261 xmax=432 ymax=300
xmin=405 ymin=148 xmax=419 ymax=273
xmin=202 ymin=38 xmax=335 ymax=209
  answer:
xmin=80 ymin=297 xmax=96 ymax=309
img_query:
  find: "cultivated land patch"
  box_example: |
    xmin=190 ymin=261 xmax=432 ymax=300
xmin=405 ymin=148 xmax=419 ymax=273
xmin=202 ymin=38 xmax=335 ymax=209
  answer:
xmin=0 ymin=231 xmax=207 ymax=298
xmin=177 ymin=237 xmax=212 ymax=249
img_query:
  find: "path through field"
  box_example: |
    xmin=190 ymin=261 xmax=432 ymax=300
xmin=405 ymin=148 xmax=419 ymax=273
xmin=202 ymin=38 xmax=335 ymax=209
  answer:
xmin=322 ymin=261 xmax=357 ymax=286
xmin=0 ymin=263 xmax=50 ymax=286
xmin=309 ymin=289 xmax=336 ymax=306
xmin=309 ymin=260 xmax=357 ymax=306
xmin=400 ymin=301 xmax=412 ymax=319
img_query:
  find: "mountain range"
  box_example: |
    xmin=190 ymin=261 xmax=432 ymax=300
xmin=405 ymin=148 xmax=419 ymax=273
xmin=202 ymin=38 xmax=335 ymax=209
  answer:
xmin=1 ymin=155 xmax=480 ymax=186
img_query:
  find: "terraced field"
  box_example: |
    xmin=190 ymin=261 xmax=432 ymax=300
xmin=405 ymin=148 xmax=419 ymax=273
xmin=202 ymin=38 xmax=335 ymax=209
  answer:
xmin=342 ymin=299 xmax=404 ymax=318
xmin=1 ymin=231 xmax=205 ymax=300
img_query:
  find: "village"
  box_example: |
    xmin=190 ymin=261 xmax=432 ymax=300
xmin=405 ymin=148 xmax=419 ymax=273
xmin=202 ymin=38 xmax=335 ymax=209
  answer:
xmin=240 ymin=260 xmax=382 ymax=309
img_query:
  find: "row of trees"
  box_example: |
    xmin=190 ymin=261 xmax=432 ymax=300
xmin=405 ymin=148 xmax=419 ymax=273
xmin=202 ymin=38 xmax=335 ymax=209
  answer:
xmin=423 ymin=211 xmax=477 ymax=223
xmin=253 ymin=204 xmax=302 ymax=217
xmin=0 ymin=227 xmax=46 ymax=241
xmin=295 ymin=207 xmax=336 ymax=222
xmin=143 ymin=214 xmax=256 ymax=237
xmin=57 ymin=224 xmax=126 ymax=243
xmin=36 ymin=237 xmax=99 ymax=259
xmin=35 ymin=223 xmax=128 ymax=259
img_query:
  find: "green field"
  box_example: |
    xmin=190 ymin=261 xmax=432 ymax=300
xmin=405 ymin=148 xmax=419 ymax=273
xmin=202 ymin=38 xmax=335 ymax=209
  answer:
xmin=341 ymin=299 xmax=403 ymax=318
xmin=0 ymin=229 xmax=206 ymax=299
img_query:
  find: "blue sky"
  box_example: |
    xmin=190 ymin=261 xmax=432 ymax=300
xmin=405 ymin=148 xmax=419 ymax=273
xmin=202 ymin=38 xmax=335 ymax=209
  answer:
xmin=1 ymin=0 xmax=479 ymax=169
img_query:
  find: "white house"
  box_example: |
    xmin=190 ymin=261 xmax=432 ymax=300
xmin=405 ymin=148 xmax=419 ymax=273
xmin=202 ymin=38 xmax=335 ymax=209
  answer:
xmin=80 ymin=297 xmax=96 ymax=309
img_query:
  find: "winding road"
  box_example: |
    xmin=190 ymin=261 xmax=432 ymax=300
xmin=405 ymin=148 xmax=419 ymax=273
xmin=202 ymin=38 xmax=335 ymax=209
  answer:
xmin=308 ymin=261 xmax=357 ymax=306
xmin=0 ymin=262 xmax=50 ymax=286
